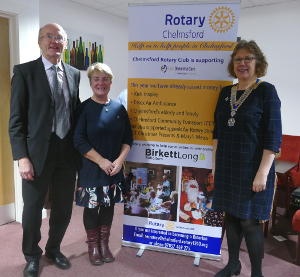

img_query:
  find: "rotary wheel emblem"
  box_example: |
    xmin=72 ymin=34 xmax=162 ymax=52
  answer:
xmin=209 ymin=6 xmax=235 ymax=33
xmin=165 ymin=221 xmax=175 ymax=230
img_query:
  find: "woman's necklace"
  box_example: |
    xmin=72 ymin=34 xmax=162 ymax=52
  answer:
xmin=228 ymin=79 xmax=262 ymax=127
xmin=104 ymin=98 xmax=111 ymax=112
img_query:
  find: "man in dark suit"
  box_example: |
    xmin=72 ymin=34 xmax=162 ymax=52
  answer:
xmin=9 ymin=23 xmax=80 ymax=277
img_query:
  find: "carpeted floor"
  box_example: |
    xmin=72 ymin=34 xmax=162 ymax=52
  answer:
xmin=0 ymin=204 xmax=299 ymax=277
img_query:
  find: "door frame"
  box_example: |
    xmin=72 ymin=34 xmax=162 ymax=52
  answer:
xmin=0 ymin=1 xmax=40 ymax=223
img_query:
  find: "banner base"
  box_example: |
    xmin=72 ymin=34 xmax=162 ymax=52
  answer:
xmin=136 ymin=247 xmax=145 ymax=257
xmin=193 ymin=254 xmax=201 ymax=266
xmin=122 ymin=240 xmax=221 ymax=265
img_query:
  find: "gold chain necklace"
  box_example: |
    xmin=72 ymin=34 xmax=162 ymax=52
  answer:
xmin=228 ymin=79 xmax=263 ymax=127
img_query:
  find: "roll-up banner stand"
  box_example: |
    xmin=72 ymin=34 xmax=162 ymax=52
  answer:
xmin=123 ymin=1 xmax=240 ymax=265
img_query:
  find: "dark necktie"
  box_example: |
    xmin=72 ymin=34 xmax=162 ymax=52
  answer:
xmin=52 ymin=65 xmax=70 ymax=138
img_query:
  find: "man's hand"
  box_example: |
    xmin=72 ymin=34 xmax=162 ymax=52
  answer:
xmin=18 ymin=157 xmax=34 ymax=180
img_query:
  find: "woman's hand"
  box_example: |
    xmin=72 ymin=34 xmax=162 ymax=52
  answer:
xmin=110 ymin=159 xmax=123 ymax=176
xmin=252 ymin=171 xmax=267 ymax=192
xmin=84 ymin=149 xmax=116 ymax=175
xmin=109 ymin=144 xmax=130 ymax=176
xmin=97 ymin=158 xmax=114 ymax=175
xmin=252 ymin=149 xmax=276 ymax=192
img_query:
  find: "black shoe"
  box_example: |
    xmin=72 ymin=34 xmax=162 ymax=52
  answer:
xmin=23 ymin=260 xmax=39 ymax=277
xmin=45 ymin=251 xmax=71 ymax=269
xmin=215 ymin=260 xmax=241 ymax=277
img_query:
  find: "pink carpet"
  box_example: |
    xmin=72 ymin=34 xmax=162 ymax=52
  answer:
xmin=0 ymin=204 xmax=299 ymax=276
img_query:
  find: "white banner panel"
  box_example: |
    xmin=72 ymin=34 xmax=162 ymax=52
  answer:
xmin=123 ymin=1 xmax=240 ymax=260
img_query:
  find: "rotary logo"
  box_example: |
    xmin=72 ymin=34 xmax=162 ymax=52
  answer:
xmin=165 ymin=221 xmax=175 ymax=230
xmin=209 ymin=6 xmax=235 ymax=33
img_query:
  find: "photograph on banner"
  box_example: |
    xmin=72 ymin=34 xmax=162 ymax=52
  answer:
xmin=179 ymin=167 xmax=223 ymax=227
xmin=123 ymin=161 xmax=177 ymax=221
xmin=123 ymin=162 xmax=224 ymax=227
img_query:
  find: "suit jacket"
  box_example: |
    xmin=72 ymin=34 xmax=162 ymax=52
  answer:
xmin=9 ymin=56 xmax=81 ymax=176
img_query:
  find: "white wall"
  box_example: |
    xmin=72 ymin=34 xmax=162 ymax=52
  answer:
xmin=0 ymin=0 xmax=40 ymax=66
xmin=39 ymin=0 xmax=128 ymax=101
xmin=238 ymin=1 xmax=300 ymax=135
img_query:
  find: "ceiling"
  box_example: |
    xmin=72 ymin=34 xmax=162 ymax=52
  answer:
xmin=69 ymin=0 xmax=293 ymax=19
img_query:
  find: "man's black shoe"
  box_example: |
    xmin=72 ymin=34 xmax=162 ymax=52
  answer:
xmin=45 ymin=251 xmax=71 ymax=269
xmin=23 ymin=260 xmax=39 ymax=277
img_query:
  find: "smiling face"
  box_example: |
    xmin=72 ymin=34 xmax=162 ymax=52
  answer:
xmin=233 ymin=48 xmax=257 ymax=83
xmin=90 ymin=72 xmax=112 ymax=103
xmin=38 ymin=23 xmax=67 ymax=64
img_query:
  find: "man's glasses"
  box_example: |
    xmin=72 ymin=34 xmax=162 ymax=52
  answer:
xmin=233 ymin=56 xmax=256 ymax=64
xmin=40 ymin=33 xmax=65 ymax=43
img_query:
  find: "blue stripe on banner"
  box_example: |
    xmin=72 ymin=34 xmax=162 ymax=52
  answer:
xmin=123 ymin=224 xmax=222 ymax=255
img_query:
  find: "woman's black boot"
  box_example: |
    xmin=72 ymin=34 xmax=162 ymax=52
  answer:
xmin=215 ymin=260 xmax=241 ymax=277
xmin=215 ymin=214 xmax=243 ymax=277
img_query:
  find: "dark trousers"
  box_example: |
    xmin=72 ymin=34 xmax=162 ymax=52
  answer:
xmin=22 ymin=134 xmax=76 ymax=261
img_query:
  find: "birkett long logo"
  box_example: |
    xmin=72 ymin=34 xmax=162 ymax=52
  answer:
xmin=145 ymin=148 xmax=205 ymax=162
xmin=209 ymin=6 xmax=235 ymax=33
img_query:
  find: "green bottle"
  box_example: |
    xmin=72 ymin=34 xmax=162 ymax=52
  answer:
xmin=97 ymin=44 xmax=103 ymax=63
xmin=64 ymin=39 xmax=70 ymax=64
